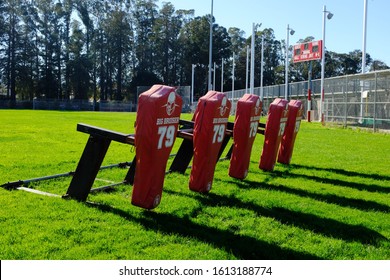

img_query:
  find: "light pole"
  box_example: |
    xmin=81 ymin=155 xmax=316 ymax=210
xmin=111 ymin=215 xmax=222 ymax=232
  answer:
xmin=362 ymin=0 xmax=368 ymax=74
xmin=213 ymin=62 xmax=216 ymax=90
xmin=250 ymin=23 xmax=260 ymax=94
xmin=208 ymin=0 xmax=213 ymax=91
xmin=232 ymin=52 xmax=235 ymax=113
xmin=260 ymin=35 xmax=264 ymax=101
xmin=320 ymin=5 xmax=333 ymax=123
xmin=221 ymin=58 xmax=224 ymax=92
xmin=246 ymin=45 xmax=249 ymax=93
xmin=285 ymin=24 xmax=295 ymax=100
xmin=360 ymin=0 xmax=368 ymax=123
xmin=191 ymin=64 xmax=196 ymax=106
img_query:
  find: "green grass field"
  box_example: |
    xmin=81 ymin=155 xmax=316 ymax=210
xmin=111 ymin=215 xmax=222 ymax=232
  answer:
xmin=0 ymin=110 xmax=389 ymax=260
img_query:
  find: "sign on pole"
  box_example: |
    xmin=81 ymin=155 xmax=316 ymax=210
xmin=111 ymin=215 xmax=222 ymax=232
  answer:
xmin=293 ymin=40 xmax=323 ymax=63
xmin=293 ymin=40 xmax=322 ymax=122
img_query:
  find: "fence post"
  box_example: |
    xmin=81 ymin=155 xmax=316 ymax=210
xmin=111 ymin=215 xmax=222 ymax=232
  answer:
xmin=373 ymin=72 xmax=378 ymax=131
xmin=342 ymin=86 xmax=346 ymax=127
xmin=344 ymin=76 xmax=348 ymax=128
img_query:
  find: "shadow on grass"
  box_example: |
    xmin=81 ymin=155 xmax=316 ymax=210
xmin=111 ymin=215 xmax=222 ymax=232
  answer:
xmin=86 ymin=202 xmax=321 ymax=260
xmin=237 ymin=176 xmax=390 ymax=213
xmin=268 ymin=169 xmax=390 ymax=194
xmin=165 ymin=188 xmax=388 ymax=247
xmin=289 ymin=164 xmax=390 ymax=182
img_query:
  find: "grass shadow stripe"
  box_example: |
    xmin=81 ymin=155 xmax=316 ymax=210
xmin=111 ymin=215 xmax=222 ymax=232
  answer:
xmin=86 ymin=202 xmax=321 ymax=260
xmin=290 ymin=164 xmax=390 ymax=182
xmin=164 ymin=189 xmax=387 ymax=246
xmin=270 ymin=170 xmax=390 ymax=194
xmin=238 ymin=179 xmax=390 ymax=213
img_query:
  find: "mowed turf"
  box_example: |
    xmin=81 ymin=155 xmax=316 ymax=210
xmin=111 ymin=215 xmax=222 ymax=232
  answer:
xmin=0 ymin=109 xmax=389 ymax=260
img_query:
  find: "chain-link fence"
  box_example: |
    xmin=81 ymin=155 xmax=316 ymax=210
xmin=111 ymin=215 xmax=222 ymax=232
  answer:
xmin=32 ymin=99 xmax=96 ymax=111
xmin=225 ymin=69 xmax=390 ymax=131
xmin=2 ymin=72 xmax=389 ymax=131
xmin=323 ymin=70 xmax=390 ymax=130
xmin=1 ymin=85 xmax=191 ymax=113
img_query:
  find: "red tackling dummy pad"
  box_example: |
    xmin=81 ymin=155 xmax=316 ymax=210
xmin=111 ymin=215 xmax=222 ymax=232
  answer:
xmin=229 ymin=94 xmax=262 ymax=179
xmin=132 ymin=85 xmax=182 ymax=209
xmin=278 ymin=99 xmax=303 ymax=164
xmin=259 ymin=98 xmax=289 ymax=171
xmin=189 ymin=91 xmax=231 ymax=193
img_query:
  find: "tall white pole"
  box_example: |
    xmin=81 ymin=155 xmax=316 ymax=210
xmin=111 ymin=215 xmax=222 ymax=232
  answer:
xmin=285 ymin=24 xmax=294 ymax=100
xmin=360 ymin=0 xmax=368 ymax=122
xmin=285 ymin=24 xmax=289 ymax=100
xmin=260 ymin=35 xmax=264 ymax=100
xmin=250 ymin=23 xmax=257 ymax=94
xmin=191 ymin=64 xmax=195 ymax=106
xmin=221 ymin=58 xmax=224 ymax=92
xmin=213 ymin=62 xmax=216 ymax=91
xmin=320 ymin=5 xmax=333 ymax=123
xmin=320 ymin=5 xmax=326 ymax=123
xmin=246 ymin=45 xmax=249 ymax=93
xmin=362 ymin=0 xmax=368 ymax=74
xmin=208 ymin=0 xmax=213 ymax=91
xmin=232 ymin=52 xmax=235 ymax=113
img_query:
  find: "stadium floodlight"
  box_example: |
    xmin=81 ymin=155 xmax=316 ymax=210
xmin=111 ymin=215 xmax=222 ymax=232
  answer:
xmin=285 ymin=24 xmax=295 ymax=100
xmin=360 ymin=0 xmax=368 ymax=123
xmin=260 ymin=36 xmax=264 ymax=100
xmin=320 ymin=5 xmax=333 ymax=123
xmin=250 ymin=23 xmax=261 ymax=94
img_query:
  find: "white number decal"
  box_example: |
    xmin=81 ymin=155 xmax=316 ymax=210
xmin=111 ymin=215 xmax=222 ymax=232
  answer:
xmin=212 ymin=124 xmax=225 ymax=143
xmin=157 ymin=125 xmax=176 ymax=149
xmin=278 ymin=122 xmax=286 ymax=136
xmin=249 ymin=121 xmax=258 ymax=138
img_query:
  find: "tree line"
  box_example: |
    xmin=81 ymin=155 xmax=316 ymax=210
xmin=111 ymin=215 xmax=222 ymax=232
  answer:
xmin=1 ymin=0 xmax=389 ymax=103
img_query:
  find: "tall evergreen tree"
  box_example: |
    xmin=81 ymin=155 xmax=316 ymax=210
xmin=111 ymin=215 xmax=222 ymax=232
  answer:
xmin=0 ymin=0 xmax=387 ymax=103
xmin=133 ymin=0 xmax=158 ymax=74
xmin=152 ymin=2 xmax=182 ymax=85
xmin=2 ymin=0 xmax=22 ymax=103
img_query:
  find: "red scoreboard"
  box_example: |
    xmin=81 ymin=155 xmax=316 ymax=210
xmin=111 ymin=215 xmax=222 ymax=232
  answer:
xmin=293 ymin=40 xmax=323 ymax=63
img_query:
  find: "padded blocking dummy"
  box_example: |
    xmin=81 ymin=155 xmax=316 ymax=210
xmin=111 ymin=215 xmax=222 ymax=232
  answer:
xmin=229 ymin=94 xmax=262 ymax=179
xmin=189 ymin=91 xmax=231 ymax=193
xmin=259 ymin=98 xmax=289 ymax=171
xmin=278 ymin=100 xmax=303 ymax=164
xmin=132 ymin=85 xmax=182 ymax=209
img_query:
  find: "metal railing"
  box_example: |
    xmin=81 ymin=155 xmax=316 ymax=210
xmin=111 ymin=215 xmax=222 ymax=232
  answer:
xmin=2 ymin=71 xmax=389 ymax=131
xmin=224 ymin=70 xmax=390 ymax=131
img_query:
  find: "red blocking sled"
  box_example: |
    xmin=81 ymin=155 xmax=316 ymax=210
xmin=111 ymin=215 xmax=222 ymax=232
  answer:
xmin=259 ymin=98 xmax=289 ymax=171
xmin=189 ymin=91 xmax=231 ymax=193
xmin=229 ymin=94 xmax=262 ymax=179
xmin=278 ymin=100 xmax=303 ymax=164
xmin=132 ymin=85 xmax=183 ymax=209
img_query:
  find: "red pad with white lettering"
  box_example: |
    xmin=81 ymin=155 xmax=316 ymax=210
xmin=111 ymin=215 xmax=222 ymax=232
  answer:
xmin=259 ymin=98 xmax=289 ymax=171
xmin=189 ymin=91 xmax=231 ymax=193
xmin=132 ymin=85 xmax=182 ymax=209
xmin=278 ymin=100 xmax=303 ymax=164
xmin=229 ymin=94 xmax=262 ymax=179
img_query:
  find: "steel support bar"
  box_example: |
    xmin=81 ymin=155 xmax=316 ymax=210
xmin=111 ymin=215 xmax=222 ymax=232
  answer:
xmin=169 ymin=138 xmax=194 ymax=174
xmin=1 ymin=162 xmax=132 ymax=190
xmin=1 ymin=171 xmax=74 ymax=189
xmin=77 ymin=123 xmax=135 ymax=145
xmin=64 ymin=135 xmax=111 ymax=201
xmin=124 ymin=155 xmax=137 ymax=185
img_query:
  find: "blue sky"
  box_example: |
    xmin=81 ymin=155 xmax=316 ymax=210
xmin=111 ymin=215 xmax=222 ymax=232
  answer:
xmin=162 ymin=0 xmax=390 ymax=66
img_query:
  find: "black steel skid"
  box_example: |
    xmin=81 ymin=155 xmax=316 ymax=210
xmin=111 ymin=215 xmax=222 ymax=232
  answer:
xmin=63 ymin=123 xmax=137 ymax=201
xmin=1 ymin=162 xmax=132 ymax=190
xmin=2 ymin=119 xmax=266 ymax=201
